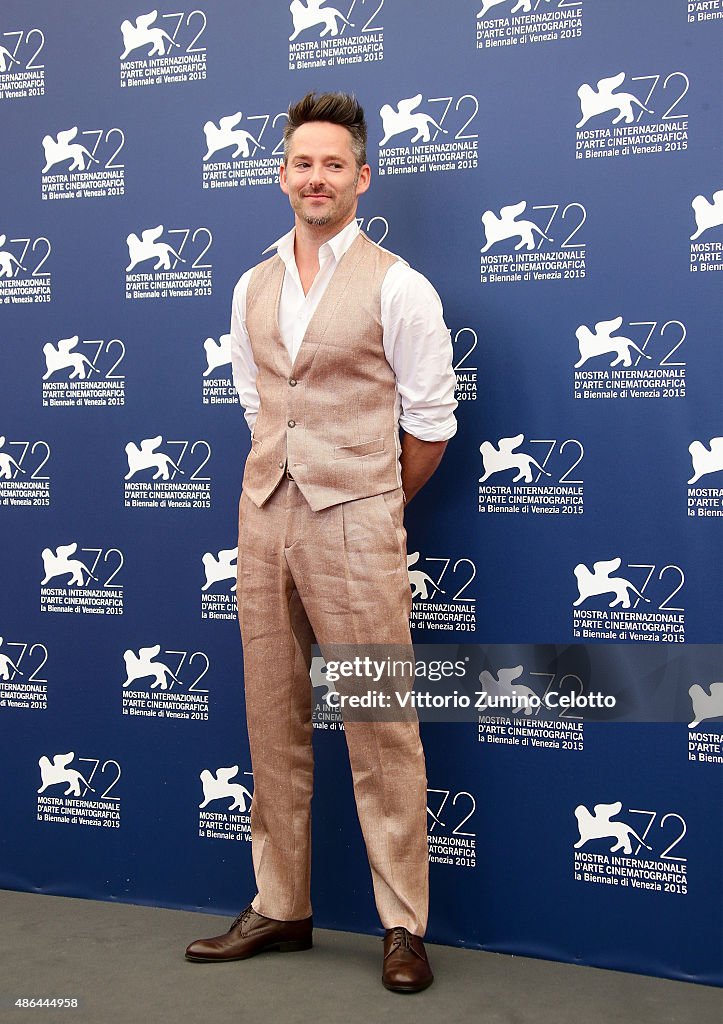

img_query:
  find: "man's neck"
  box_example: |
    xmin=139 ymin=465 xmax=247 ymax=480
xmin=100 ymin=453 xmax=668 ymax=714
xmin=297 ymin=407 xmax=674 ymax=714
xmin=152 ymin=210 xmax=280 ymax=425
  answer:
xmin=292 ymin=212 xmax=357 ymax=295
xmin=293 ymin=212 xmax=356 ymax=265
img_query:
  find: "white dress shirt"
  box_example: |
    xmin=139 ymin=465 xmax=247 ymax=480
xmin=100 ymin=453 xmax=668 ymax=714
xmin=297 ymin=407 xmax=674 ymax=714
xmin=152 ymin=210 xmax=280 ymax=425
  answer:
xmin=229 ymin=218 xmax=458 ymax=442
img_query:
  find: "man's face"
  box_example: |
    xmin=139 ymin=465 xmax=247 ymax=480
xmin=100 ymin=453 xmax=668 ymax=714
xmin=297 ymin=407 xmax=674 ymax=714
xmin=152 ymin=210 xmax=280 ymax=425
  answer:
xmin=280 ymin=121 xmax=370 ymax=231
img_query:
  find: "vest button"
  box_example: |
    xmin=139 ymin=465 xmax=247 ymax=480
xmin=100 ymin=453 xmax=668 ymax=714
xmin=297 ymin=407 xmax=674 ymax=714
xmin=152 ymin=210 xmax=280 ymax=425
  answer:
xmin=288 ymin=378 xmax=297 ymax=386
xmin=288 ymin=419 xmax=296 ymax=428
xmin=278 ymin=461 xmax=284 ymax=469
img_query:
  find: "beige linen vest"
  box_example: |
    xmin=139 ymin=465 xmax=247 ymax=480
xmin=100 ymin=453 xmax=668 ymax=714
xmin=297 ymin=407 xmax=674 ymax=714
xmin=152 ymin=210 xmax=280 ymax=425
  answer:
xmin=242 ymin=231 xmax=402 ymax=512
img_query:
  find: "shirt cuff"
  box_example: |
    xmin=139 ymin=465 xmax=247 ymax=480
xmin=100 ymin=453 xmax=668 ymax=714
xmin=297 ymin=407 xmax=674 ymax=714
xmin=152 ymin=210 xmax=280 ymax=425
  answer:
xmin=399 ymin=414 xmax=457 ymax=443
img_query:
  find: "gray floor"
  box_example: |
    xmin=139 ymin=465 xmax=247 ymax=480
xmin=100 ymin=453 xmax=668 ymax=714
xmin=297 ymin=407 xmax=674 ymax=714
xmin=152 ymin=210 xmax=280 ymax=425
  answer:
xmin=0 ymin=890 xmax=720 ymax=1024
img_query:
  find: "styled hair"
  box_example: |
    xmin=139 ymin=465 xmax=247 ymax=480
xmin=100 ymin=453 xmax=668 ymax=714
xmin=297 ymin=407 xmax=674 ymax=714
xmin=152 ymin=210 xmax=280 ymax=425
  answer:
xmin=283 ymin=91 xmax=367 ymax=169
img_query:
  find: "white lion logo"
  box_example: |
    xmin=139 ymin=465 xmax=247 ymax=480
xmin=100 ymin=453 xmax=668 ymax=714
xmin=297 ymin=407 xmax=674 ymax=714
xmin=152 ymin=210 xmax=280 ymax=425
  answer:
xmin=379 ymin=94 xmax=447 ymax=147
xmin=481 ymin=202 xmax=552 ymax=253
xmin=688 ymin=682 xmax=723 ymax=729
xmin=688 ymin=438 xmax=723 ymax=485
xmin=38 ymin=752 xmax=91 ymax=796
xmin=574 ymin=801 xmax=651 ymax=855
xmin=201 ymin=548 xmax=237 ymax=591
xmin=126 ymin=225 xmax=185 ymax=272
xmin=310 ymin=655 xmax=339 ymax=702
xmin=573 ymin=558 xmax=649 ymax=610
xmin=289 ymin=0 xmax=354 ymax=40
xmin=0 ymin=638 xmax=22 ymax=682
xmin=0 ymin=45 xmax=21 ymax=73
xmin=574 ymin=317 xmax=651 ymax=369
xmin=123 ymin=645 xmax=182 ymax=690
xmin=42 ymin=128 xmax=99 ymax=173
xmin=41 ymin=544 xmax=97 ymax=587
xmin=478 ymin=665 xmax=538 ymax=716
xmin=199 ymin=766 xmax=253 ymax=811
xmin=202 ymin=113 xmax=265 ymax=161
xmin=576 ymin=72 xmax=653 ymax=129
xmin=477 ymin=0 xmax=536 ymax=15
xmin=203 ymin=335 xmax=232 ymax=377
xmin=479 ymin=435 xmax=551 ymax=483
xmin=124 ymin=436 xmax=183 ymax=480
xmin=0 ymin=436 xmax=24 ymax=481
xmin=407 ymin=552 xmax=445 ymax=601
xmin=120 ymin=10 xmax=178 ymax=59
xmin=690 ymin=190 xmax=723 ymax=240
xmin=43 ymin=336 xmax=98 ymax=380
xmin=0 ymin=234 xmax=26 ymax=279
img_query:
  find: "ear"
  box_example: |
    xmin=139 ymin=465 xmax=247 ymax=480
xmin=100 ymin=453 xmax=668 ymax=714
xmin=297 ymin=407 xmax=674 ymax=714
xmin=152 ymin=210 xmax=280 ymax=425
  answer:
xmin=279 ymin=162 xmax=289 ymax=195
xmin=355 ymin=163 xmax=371 ymax=197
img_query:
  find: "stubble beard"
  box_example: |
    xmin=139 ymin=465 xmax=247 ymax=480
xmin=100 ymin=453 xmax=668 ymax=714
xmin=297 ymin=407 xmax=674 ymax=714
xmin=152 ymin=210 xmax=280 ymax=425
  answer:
xmin=297 ymin=171 xmax=360 ymax=229
xmin=298 ymin=191 xmax=336 ymax=227
xmin=302 ymin=212 xmax=333 ymax=227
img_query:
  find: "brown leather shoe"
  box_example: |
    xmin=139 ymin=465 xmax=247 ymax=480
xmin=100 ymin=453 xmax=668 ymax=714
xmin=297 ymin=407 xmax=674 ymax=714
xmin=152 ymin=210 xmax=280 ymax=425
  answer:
xmin=382 ymin=927 xmax=434 ymax=993
xmin=185 ymin=904 xmax=312 ymax=962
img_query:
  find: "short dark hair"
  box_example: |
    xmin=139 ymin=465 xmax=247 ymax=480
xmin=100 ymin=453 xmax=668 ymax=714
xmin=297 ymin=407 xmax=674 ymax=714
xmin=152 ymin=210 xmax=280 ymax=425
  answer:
xmin=283 ymin=91 xmax=367 ymax=169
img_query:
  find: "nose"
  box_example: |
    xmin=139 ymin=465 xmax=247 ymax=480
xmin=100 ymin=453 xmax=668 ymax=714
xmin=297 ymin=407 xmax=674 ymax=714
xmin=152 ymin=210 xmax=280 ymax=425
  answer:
xmin=307 ymin=165 xmax=328 ymax=189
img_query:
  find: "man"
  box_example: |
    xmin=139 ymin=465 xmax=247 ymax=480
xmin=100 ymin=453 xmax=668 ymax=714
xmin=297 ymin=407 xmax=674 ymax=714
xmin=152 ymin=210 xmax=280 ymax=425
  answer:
xmin=185 ymin=91 xmax=457 ymax=993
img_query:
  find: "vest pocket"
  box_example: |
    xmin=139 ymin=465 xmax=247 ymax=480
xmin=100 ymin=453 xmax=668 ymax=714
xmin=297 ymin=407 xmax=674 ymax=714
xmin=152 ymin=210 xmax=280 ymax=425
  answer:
xmin=333 ymin=437 xmax=385 ymax=460
xmin=250 ymin=436 xmax=263 ymax=454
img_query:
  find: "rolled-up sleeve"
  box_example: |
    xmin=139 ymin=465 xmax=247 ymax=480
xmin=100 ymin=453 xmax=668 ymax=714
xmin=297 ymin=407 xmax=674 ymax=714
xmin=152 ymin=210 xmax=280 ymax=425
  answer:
xmin=228 ymin=269 xmax=260 ymax=434
xmin=381 ymin=262 xmax=458 ymax=442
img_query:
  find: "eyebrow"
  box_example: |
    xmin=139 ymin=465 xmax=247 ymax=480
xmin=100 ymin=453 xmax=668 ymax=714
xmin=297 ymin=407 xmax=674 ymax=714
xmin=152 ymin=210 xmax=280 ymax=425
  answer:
xmin=290 ymin=152 xmax=350 ymax=162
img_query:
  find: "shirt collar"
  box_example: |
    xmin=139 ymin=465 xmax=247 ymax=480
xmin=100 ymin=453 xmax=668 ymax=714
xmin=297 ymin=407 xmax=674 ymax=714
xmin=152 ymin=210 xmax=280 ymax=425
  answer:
xmin=262 ymin=218 xmax=361 ymax=267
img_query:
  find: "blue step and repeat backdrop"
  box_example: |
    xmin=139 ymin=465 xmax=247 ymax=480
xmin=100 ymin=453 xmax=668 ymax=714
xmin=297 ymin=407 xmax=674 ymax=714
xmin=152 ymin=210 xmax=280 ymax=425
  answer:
xmin=1 ymin=0 xmax=721 ymax=987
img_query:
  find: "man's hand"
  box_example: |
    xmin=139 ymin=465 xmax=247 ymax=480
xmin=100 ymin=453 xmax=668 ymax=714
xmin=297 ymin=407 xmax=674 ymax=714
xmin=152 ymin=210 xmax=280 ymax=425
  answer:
xmin=400 ymin=434 xmax=448 ymax=505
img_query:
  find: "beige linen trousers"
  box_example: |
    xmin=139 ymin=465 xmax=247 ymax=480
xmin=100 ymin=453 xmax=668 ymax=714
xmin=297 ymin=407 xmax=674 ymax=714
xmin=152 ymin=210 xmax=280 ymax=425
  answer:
xmin=236 ymin=477 xmax=429 ymax=936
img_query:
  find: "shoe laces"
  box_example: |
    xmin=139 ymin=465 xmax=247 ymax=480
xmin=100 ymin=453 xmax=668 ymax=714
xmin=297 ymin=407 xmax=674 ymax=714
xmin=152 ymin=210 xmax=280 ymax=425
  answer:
xmin=386 ymin=926 xmax=414 ymax=954
xmin=386 ymin=927 xmax=425 ymax=960
xmin=231 ymin=906 xmax=255 ymax=931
